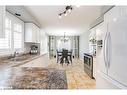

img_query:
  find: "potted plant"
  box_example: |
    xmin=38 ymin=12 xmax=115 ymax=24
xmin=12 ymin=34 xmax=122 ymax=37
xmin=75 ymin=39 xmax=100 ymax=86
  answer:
xmin=89 ymin=36 xmax=96 ymax=44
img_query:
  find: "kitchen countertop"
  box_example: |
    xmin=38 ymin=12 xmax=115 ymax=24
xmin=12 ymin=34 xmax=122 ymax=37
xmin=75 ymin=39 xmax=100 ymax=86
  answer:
xmin=84 ymin=53 xmax=96 ymax=58
xmin=0 ymin=54 xmax=42 ymax=69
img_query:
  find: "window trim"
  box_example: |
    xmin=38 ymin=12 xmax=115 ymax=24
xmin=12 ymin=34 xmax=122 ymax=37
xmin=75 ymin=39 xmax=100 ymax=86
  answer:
xmin=0 ymin=12 xmax=24 ymax=53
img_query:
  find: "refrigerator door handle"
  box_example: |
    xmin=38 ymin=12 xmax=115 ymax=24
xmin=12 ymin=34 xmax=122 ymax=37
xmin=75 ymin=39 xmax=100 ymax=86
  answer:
xmin=103 ymin=32 xmax=108 ymax=69
xmin=105 ymin=32 xmax=109 ymax=74
xmin=106 ymin=32 xmax=110 ymax=69
xmin=106 ymin=23 xmax=110 ymax=73
xmin=106 ymin=22 xmax=111 ymax=70
xmin=108 ymin=32 xmax=111 ymax=68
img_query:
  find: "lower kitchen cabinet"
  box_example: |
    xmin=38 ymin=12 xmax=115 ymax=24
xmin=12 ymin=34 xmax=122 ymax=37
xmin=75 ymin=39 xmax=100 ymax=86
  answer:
xmin=93 ymin=57 xmax=96 ymax=79
xmin=21 ymin=55 xmax=49 ymax=67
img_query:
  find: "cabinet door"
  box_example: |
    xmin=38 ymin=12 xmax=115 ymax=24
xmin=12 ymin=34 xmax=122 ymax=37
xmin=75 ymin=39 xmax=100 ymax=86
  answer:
xmin=96 ymin=22 xmax=107 ymax=75
xmin=25 ymin=23 xmax=38 ymax=43
xmin=0 ymin=6 xmax=5 ymax=38
xmin=32 ymin=23 xmax=40 ymax=43
xmin=37 ymin=27 xmax=40 ymax=43
xmin=25 ymin=23 xmax=33 ymax=42
xmin=20 ymin=56 xmax=49 ymax=67
xmin=104 ymin=7 xmax=121 ymax=23
xmin=35 ymin=26 xmax=39 ymax=43
xmin=121 ymin=7 xmax=127 ymax=16
xmin=32 ymin=24 xmax=37 ymax=43
xmin=93 ymin=57 xmax=96 ymax=78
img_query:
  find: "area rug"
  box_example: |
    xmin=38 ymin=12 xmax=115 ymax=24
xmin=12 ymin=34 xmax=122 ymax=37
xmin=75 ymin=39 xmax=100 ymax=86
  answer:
xmin=2 ymin=67 xmax=68 ymax=89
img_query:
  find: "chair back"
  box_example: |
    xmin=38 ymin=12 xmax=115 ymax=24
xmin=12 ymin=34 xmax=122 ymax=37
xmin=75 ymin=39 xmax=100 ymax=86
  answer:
xmin=62 ymin=49 xmax=68 ymax=58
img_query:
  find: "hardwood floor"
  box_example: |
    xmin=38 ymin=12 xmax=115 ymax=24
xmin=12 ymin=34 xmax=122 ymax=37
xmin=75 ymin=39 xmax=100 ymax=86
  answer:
xmin=47 ymin=58 xmax=96 ymax=89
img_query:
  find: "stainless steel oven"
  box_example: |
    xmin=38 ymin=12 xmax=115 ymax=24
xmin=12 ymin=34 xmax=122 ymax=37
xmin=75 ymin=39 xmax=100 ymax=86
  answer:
xmin=84 ymin=53 xmax=93 ymax=79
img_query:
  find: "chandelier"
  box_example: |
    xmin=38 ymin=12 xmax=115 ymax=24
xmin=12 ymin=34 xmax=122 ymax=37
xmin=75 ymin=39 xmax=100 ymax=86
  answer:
xmin=60 ymin=32 xmax=69 ymax=43
xmin=58 ymin=6 xmax=73 ymax=18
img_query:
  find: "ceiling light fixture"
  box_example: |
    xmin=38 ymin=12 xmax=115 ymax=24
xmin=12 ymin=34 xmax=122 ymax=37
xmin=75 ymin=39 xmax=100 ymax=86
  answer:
xmin=15 ymin=13 xmax=21 ymax=16
xmin=68 ymin=9 xmax=72 ymax=13
xmin=64 ymin=11 xmax=67 ymax=16
xmin=59 ymin=14 xmax=62 ymax=18
xmin=58 ymin=5 xmax=73 ymax=18
xmin=61 ymin=32 xmax=69 ymax=43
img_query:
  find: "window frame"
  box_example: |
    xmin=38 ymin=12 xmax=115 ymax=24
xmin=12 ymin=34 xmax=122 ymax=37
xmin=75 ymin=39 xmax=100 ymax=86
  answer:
xmin=0 ymin=12 xmax=24 ymax=53
xmin=12 ymin=17 xmax=24 ymax=50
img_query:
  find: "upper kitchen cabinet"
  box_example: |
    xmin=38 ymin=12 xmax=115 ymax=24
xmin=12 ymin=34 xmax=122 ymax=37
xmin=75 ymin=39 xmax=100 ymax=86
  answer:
xmin=120 ymin=7 xmax=127 ymax=17
xmin=36 ymin=26 xmax=41 ymax=43
xmin=0 ymin=6 xmax=5 ymax=38
xmin=104 ymin=7 xmax=122 ymax=23
xmin=25 ymin=23 xmax=40 ymax=43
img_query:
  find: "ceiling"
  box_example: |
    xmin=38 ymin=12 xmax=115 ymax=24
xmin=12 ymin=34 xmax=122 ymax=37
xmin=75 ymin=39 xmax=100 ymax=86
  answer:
xmin=24 ymin=6 xmax=101 ymax=36
xmin=6 ymin=6 xmax=41 ymax=27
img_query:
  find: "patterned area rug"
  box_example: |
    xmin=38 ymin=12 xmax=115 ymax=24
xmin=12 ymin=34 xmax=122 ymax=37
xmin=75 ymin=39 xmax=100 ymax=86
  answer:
xmin=1 ymin=67 xmax=68 ymax=89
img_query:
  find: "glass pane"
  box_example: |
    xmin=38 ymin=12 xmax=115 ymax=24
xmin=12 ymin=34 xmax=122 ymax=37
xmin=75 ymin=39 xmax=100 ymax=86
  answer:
xmin=5 ymin=18 xmax=11 ymax=29
xmin=14 ymin=32 xmax=22 ymax=49
xmin=14 ymin=23 xmax=22 ymax=32
xmin=0 ymin=29 xmax=11 ymax=49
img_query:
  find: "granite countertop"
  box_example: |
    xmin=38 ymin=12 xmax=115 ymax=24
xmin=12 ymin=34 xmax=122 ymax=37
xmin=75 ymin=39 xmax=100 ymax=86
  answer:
xmin=84 ymin=53 xmax=96 ymax=58
xmin=0 ymin=54 xmax=42 ymax=68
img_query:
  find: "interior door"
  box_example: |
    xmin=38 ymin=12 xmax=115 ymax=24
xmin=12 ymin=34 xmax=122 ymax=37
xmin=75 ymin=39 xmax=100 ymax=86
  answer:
xmin=108 ymin=17 xmax=127 ymax=87
xmin=96 ymin=22 xmax=108 ymax=75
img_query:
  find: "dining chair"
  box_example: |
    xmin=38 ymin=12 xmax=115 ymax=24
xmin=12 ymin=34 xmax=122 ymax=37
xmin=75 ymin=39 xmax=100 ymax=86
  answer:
xmin=60 ymin=49 xmax=69 ymax=66
xmin=68 ymin=50 xmax=73 ymax=63
xmin=56 ymin=50 xmax=62 ymax=63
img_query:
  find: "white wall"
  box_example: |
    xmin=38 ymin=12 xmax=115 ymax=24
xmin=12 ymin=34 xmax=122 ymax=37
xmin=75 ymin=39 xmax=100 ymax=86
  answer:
xmin=79 ymin=31 xmax=90 ymax=59
xmin=40 ymin=29 xmax=48 ymax=55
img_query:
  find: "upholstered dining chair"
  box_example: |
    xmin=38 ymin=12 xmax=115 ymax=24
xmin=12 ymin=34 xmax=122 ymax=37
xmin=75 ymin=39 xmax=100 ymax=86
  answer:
xmin=68 ymin=49 xmax=73 ymax=63
xmin=56 ymin=49 xmax=62 ymax=63
xmin=60 ymin=49 xmax=69 ymax=66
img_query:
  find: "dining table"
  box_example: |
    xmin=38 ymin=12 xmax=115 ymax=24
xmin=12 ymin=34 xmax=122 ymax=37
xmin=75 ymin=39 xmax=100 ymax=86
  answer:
xmin=56 ymin=50 xmax=72 ymax=64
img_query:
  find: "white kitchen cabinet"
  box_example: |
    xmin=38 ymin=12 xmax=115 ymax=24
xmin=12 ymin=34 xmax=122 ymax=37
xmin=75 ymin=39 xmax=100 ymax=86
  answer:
xmin=20 ymin=57 xmax=42 ymax=67
xmin=25 ymin=23 xmax=40 ymax=43
xmin=36 ymin=26 xmax=40 ymax=43
xmin=104 ymin=7 xmax=122 ymax=23
xmin=120 ymin=7 xmax=127 ymax=17
xmin=0 ymin=6 xmax=5 ymax=38
xmin=20 ymin=55 xmax=49 ymax=67
xmin=93 ymin=56 xmax=96 ymax=79
xmin=105 ymin=6 xmax=127 ymax=21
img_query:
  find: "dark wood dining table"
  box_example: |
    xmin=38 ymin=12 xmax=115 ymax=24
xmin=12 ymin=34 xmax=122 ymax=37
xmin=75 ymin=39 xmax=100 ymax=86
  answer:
xmin=57 ymin=50 xmax=72 ymax=64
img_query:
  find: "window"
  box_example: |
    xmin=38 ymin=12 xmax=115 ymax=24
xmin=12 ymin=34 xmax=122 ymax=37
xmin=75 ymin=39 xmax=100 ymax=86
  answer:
xmin=0 ymin=12 xmax=24 ymax=52
xmin=0 ymin=17 xmax=11 ymax=49
xmin=13 ymin=23 xmax=22 ymax=49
